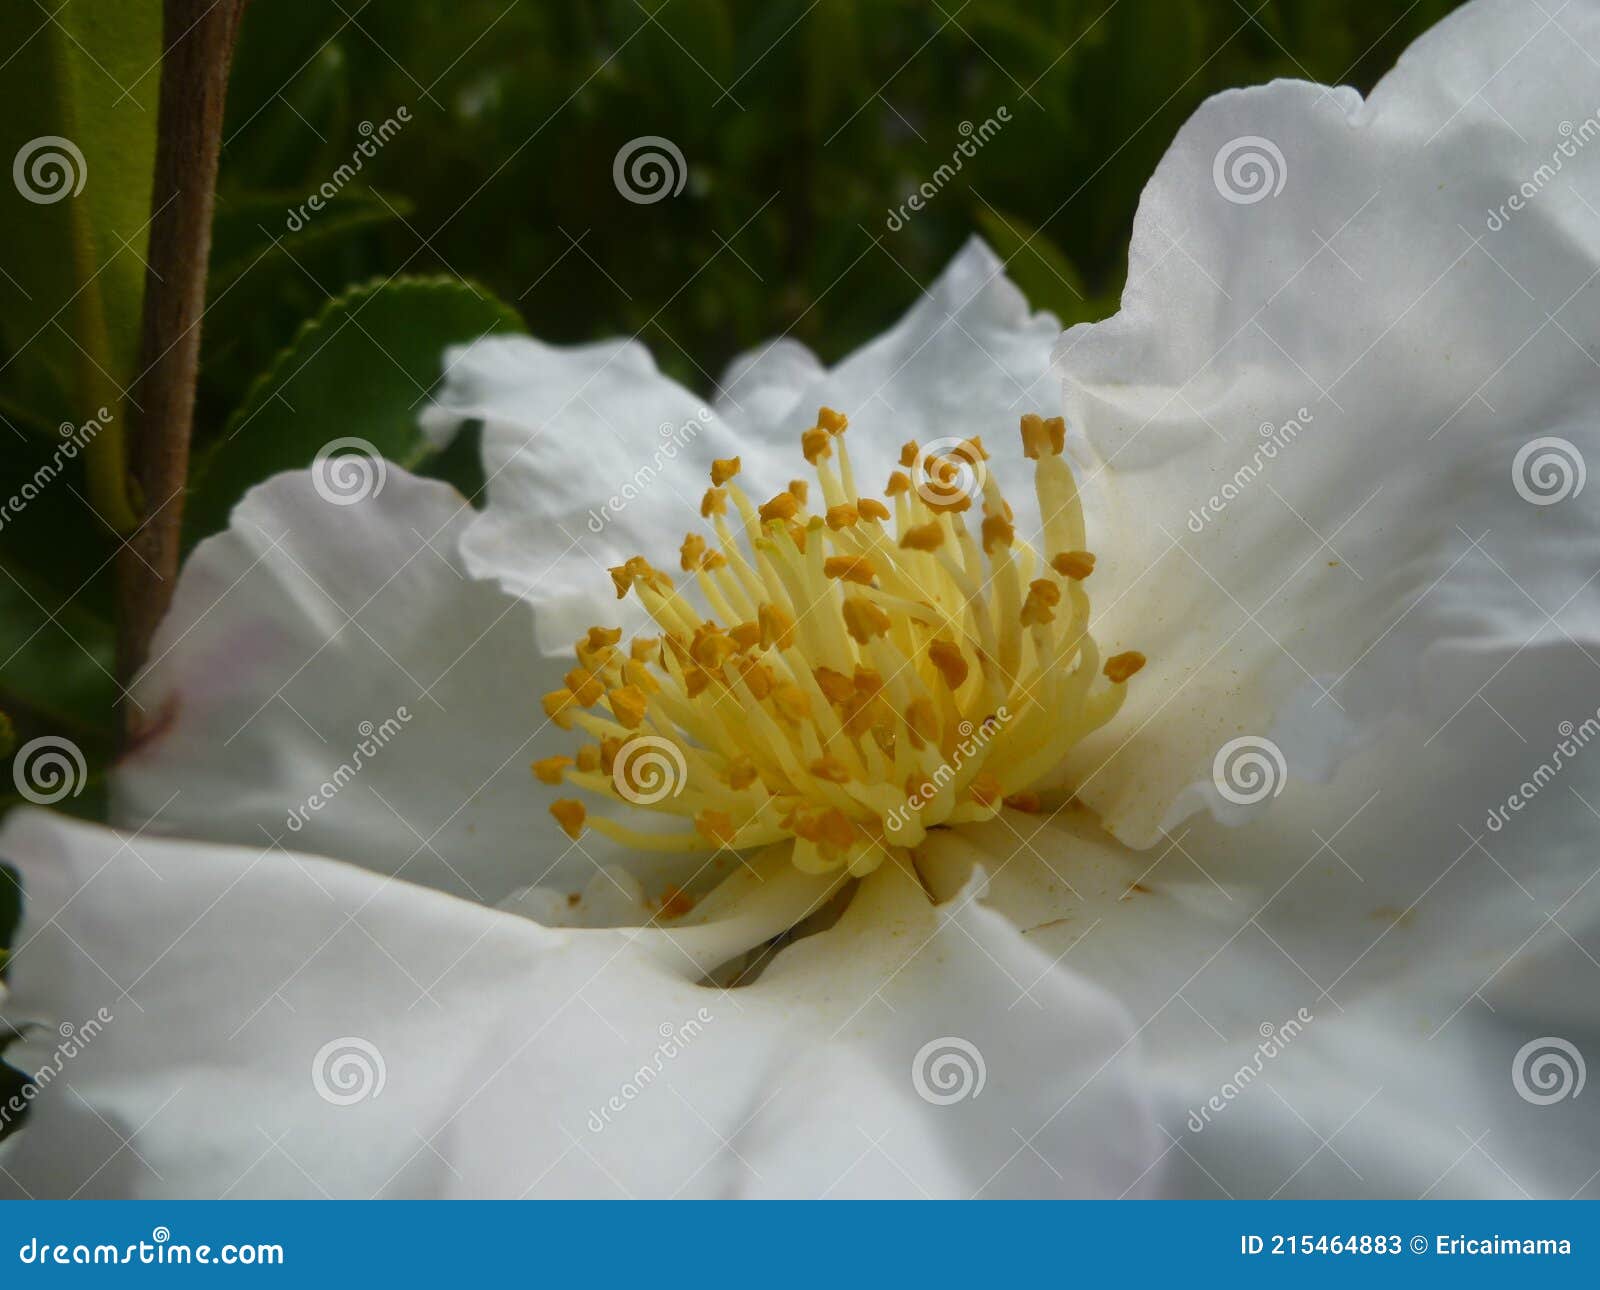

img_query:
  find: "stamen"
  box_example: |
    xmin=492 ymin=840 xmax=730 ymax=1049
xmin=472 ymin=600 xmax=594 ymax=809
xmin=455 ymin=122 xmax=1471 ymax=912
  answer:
xmin=538 ymin=408 xmax=1145 ymax=876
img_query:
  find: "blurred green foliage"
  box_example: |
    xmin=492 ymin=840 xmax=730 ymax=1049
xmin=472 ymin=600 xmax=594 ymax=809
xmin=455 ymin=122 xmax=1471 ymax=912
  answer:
xmin=203 ymin=0 xmax=1461 ymax=387
xmin=0 ymin=0 xmax=1462 ymax=812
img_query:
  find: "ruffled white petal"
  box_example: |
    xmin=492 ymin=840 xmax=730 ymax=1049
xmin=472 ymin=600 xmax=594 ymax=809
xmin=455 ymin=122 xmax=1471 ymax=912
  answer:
xmin=0 ymin=811 xmax=1157 ymax=1199
xmin=1056 ymin=0 xmax=1600 ymax=845
xmin=938 ymin=648 xmax=1600 ymax=1197
xmin=426 ymin=237 xmax=1063 ymax=655
xmin=113 ymin=468 xmax=602 ymax=903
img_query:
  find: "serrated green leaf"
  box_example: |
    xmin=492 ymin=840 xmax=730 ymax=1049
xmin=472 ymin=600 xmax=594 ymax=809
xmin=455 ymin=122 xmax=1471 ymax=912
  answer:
xmin=185 ymin=276 xmax=524 ymax=542
xmin=0 ymin=0 xmax=160 ymax=529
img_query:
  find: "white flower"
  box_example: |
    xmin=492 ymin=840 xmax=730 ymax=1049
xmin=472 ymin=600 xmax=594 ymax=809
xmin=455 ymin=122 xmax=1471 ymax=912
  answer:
xmin=4 ymin=0 xmax=1600 ymax=1199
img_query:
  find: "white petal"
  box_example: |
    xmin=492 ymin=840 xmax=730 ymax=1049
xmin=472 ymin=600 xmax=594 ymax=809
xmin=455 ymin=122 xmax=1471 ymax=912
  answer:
xmin=428 ymin=237 xmax=1063 ymax=654
xmin=113 ymin=468 xmax=612 ymax=903
xmin=713 ymin=337 xmax=825 ymax=434
xmin=1056 ymin=0 xmax=1600 ymax=844
xmin=0 ymin=811 xmax=1157 ymax=1198
xmin=942 ymin=666 xmax=1600 ymax=1198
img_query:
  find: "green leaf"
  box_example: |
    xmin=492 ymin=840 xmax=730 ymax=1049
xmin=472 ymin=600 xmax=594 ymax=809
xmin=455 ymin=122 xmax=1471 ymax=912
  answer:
xmin=209 ymin=187 xmax=412 ymax=293
xmin=0 ymin=562 xmax=116 ymax=739
xmin=973 ymin=206 xmax=1110 ymax=327
xmin=185 ymin=276 xmax=524 ymax=542
xmin=0 ymin=0 xmax=160 ymax=530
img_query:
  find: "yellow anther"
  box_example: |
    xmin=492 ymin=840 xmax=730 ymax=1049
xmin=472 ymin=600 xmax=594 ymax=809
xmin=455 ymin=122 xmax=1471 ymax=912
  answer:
xmin=969 ymin=772 xmax=1003 ymax=807
xmin=690 ymin=625 xmax=736 ymax=670
xmin=809 ymin=754 xmax=852 ymax=784
xmin=701 ymin=487 xmax=727 ymax=518
xmin=728 ymin=620 xmax=762 ymax=651
xmin=726 ymin=755 xmax=759 ymax=790
xmin=711 ymin=457 xmax=741 ymax=485
xmin=759 ymin=603 xmax=796 ymax=651
xmin=899 ymin=441 xmax=919 ymax=468
xmin=1020 ymin=412 xmax=1066 ymax=459
xmin=885 ymin=471 xmax=911 ymax=497
xmin=817 ymin=406 xmax=849 ymax=433
xmin=857 ymin=498 xmax=890 ymax=522
xmin=1104 ymin=650 xmax=1147 ymax=684
xmin=928 ymin=640 xmax=969 ymax=691
xmin=814 ymin=666 xmax=855 ymax=704
xmin=788 ymin=478 xmax=810 ymax=505
xmin=696 ymin=809 xmax=737 ymax=846
xmin=1053 ymin=550 xmax=1096 ymax=580
xmin=575 ymin=745 xmax=601 ymax=773
xmin=759 ymin=492 xmax=800 ymax=523
xmin=550 ymin=799 xmax=586 ymax=840
xmin=1020 ymin=579 xmax=1062 ymax=626
xmin=542 ymin=688 xmax=578 ymax=729
xmin=802 ymin=427 xmax=832 ymax=464
xmin=982 ymin=513 xmax=1015 ymax=554
xmin=842 ymin=597 xmax=892 ymax=644
xmin=681 ymin=532 xmax=708 ymax=571
xmin=622 ymin=658 xmax=660 ymax=693
xmin=737 ymin=657 xmax=775 ymax=700
xmin=608 ymin=685 xmax=650 ymax=729
xmin=630 ymin=635 xmax=659 ymax=662
xmin=532 ymin=755 xmax=572 ymax=785
xmin=899 ymin=521 xmax=945 ymax=552
xmin=825 ymin=503 xmax=858 ymax=529
xmin=564 ymin=667 xmax=605 ymax=707
xmin=823 ymin=555 xmax=877 ymax=585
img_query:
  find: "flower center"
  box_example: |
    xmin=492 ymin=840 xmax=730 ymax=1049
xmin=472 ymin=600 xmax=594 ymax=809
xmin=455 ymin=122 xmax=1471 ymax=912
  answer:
xmin=538 ymin=407 xmax=1144 ymax=878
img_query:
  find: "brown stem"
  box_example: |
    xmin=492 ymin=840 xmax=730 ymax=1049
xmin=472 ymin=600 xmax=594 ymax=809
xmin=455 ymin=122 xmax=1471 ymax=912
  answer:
xmin=116 ymin=0 xmax=249 ymax=740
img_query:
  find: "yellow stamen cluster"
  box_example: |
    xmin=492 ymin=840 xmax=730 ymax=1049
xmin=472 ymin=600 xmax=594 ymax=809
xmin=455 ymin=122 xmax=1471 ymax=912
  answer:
xmin=543 ymin=407 xmax=1144 ymax=877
